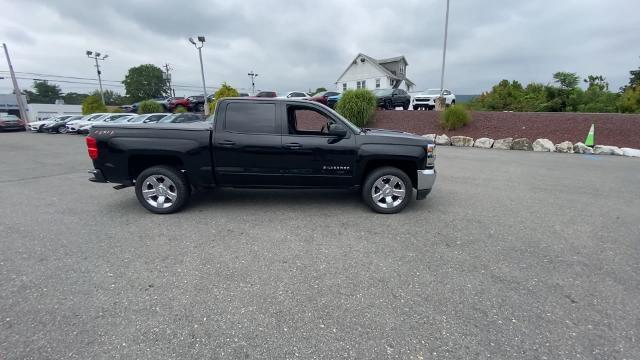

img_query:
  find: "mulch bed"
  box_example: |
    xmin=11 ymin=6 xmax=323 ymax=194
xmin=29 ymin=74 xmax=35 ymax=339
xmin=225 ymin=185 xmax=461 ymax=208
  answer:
xmin=369 ymin=110 xmax=640 ymax=149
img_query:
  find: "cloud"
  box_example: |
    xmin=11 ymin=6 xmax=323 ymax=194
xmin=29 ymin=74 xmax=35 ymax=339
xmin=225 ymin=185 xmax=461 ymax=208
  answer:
xmin=0 ymin=0 xmax=638 ymax=96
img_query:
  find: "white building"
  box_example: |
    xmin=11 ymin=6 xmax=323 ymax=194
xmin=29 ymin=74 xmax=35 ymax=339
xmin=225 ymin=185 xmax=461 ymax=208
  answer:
xmin=27 ymin=103 xmax=82 ymax=122
xmin=335 ymin=53 xmax=415 ymax=92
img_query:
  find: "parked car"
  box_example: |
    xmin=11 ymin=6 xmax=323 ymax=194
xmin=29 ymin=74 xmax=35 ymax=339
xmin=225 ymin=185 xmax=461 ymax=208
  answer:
xmin=29 ymin=115 xmax=65 ymax=132
xmin=373 ymin=88 xmax=411 ymax=110
xmin=42 ymin=115 xmax=83 ymax=134
xmin=255 ymin=91 xmax=277 ymax=98
xmin=0 ymin=113 xmax=26 ymax=131
xmin=412 ymin=89 xmax=455 ymax=110
xmin=327 ymin=93 xmax=342 ymax=109
xmin=66 ymin=113 xmax=112 ymax=133
xmin=157 ymin=113 xmax=205 ymax=123
xmin=127 ymin=113 xmax=172 ymax=124
xmin=309 ymin=91 xmax=341 ymax=106
xmin=86 ymin=98 xmax=437 ymax=214
xmin=281 ymin=91 xmax=311 ymax=99
xmin=77 ymin=114 xmax=134 ymax=134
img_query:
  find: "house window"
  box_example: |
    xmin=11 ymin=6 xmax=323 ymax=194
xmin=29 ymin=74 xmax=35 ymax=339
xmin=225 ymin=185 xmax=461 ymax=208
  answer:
xmin=362 ymin=80 xmax=366 ymax=89
xmin=376 ymin=78 xmax=380 ymax=88
xmin=356 ymin=81 xmax=360 ymax=89
xmin=342 ymin=83 xmax=347 ymax=91
xmin=400 ymin=64 xmax=405 ymax=75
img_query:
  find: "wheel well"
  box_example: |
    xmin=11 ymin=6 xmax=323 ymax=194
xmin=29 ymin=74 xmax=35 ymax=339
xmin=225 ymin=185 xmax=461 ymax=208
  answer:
xmin=362 ymin=159 xmax=418 ymax=188
xmin=128 ymin=155 xmax=183 ymax=181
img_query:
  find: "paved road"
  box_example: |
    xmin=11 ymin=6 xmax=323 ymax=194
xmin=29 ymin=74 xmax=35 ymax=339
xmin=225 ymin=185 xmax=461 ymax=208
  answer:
xmin=1 ymin=132 xmax=639 ymax=359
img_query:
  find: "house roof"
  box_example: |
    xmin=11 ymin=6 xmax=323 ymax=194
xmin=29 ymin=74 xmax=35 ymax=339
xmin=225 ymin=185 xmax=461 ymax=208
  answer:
xmin=377 ymin=56 xmax=408 ymax=66
xmin=335 ymin=53 xmax=409 ymax=83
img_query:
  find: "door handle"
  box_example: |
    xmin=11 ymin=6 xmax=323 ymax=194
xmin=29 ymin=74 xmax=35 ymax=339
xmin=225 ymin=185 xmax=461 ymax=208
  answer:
xmin=218 ymin=140 xmax=235 ymax=147
xmin=283 ymin=142 xmax=302 ymax=150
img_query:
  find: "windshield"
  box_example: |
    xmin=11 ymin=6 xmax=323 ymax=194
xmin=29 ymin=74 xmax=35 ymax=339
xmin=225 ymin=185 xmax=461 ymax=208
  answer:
xmin=88 ymin=114 xmax=109 ymax=122
xmin=1 ymin=114 xmax=19 ymax=120
xmin=158 ymin=114 xmax=179 ymax=123
xmin=372 ymin=89 xmax=392 ymax=96
xmin=425 ymin=89 xmax=443 ymax=95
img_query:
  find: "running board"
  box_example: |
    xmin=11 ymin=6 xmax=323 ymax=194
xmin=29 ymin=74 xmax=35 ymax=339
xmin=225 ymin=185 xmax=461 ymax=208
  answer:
xmin=113 ymin=184 xmax=130 ymax=190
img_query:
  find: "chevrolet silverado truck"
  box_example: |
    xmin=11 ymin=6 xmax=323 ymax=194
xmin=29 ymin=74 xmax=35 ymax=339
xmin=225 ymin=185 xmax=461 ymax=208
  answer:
xmin=86 ymin=98 xmax=436 ymax=214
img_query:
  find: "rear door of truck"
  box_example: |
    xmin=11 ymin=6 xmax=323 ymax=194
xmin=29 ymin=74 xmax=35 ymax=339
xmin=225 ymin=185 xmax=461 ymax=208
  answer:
xmin=212 ymin=100 xmax=285 ymax=186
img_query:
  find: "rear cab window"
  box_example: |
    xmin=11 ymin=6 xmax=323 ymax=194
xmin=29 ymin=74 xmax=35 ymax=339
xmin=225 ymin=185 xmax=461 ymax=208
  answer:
xmin=223 ymin=102 xmax=277 ymax=134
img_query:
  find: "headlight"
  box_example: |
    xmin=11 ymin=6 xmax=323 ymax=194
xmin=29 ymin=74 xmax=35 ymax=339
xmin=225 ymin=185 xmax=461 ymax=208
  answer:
xmin=425 ymin=144 xmax=436 ymax=168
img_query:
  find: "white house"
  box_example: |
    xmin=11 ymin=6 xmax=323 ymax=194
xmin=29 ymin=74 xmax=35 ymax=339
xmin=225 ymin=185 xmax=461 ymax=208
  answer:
xmin=335 ymin=53 xmax=415 ymax=92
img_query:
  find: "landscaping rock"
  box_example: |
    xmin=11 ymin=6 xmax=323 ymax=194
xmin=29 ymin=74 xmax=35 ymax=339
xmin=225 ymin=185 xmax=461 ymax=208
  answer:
xmin=621 ymin=148 xmax=640 ymax=157
xmin=594 ymin=145 xmax=623 ymax=156
xmin=435 ymin=134 xmax=451 ymax=146
xmin=555 ymin=141 xmax=574 ymax=153
xmin=474 ymin=137 xmax=494 ymax=149
xmin=573 ymin=142 xmax=593 ymax=154
xmin=511 ymin=138 xmax=532 ymax=151
xmin=451 ymin=136 xmax=474 ymax=147
xmin=493 ymin=138 xmax=513 ymax=150
xmin=533 ymin=138 xmax=555 ymax=152
xmin=422 ymin=134 xmax=436 ymax=142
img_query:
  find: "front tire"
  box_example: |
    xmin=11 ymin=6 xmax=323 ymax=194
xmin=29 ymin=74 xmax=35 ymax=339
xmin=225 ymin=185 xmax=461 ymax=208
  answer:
xmin=362 ymin=167 xmax=412 ymax=214
xmin=403 ymin=101 xmax=410 ymax=110
xmin=135 ymin=166 xmax=190 ymax=214
xmin=58 ymin=126 xmax=67 ymax=134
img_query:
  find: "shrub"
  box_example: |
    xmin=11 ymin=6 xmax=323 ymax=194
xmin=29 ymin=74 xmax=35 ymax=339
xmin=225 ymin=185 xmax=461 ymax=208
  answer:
xmin=138 ymin=100 xmax=163 ymax=114
xmin=335 ymin=89 xmax=377 ymax=127
xmin=110 ymin=107 xmax=123 ymax=113
xmin=81 ymin=95 xmax=107 ymax=115
xmin=209 ymin=82 xmax=240 ymax=114
xmin=174 ymin=105 xmax=187 ymax=113
xmin=440 ymin=105 xmax=471 ymax=130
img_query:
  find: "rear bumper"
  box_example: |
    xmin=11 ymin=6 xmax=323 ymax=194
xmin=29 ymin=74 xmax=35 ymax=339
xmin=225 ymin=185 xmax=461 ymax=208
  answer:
xmin=88 ymin=169 xmax=107 ymax=183
xmin=416 ymin=169 xmax=436 ymax=199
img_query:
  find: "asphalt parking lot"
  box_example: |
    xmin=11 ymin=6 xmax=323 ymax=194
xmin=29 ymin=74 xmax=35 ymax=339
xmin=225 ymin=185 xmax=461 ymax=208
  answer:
xmin=1 ymin=131 xmax=639 ymax=359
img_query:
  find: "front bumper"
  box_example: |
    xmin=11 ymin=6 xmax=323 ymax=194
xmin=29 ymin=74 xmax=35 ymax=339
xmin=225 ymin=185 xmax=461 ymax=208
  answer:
xmin=416 ymin=169 xmax=436 ymax=199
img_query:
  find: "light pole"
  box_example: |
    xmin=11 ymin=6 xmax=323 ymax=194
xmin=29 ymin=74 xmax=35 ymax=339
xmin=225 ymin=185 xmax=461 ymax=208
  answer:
xmin=3 ymin=43 xmax=28 ymax=126
xmin=248 ymin=71 xmax=258 ymax=95
xmin=189 ymin=36 xmax=209 ymax=115
xmin=86 ymin=50 xmax=108 ymax=105
xmin=437 ymin=0 xmax=451 ymax=111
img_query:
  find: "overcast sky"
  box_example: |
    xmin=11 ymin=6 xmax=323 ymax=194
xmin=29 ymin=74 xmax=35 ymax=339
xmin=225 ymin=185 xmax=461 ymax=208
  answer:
xmin=1 ymin=0 xmax=638 ymax=97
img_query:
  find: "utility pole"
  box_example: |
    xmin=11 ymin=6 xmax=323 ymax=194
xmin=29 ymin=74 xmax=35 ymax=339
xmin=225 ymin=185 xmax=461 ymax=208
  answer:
xmin=3 ymin=43 xmax=28 ymax=126
xmin=86 ymin=50 xmax=108 ymax=105
xmin=163 ymin=63 xmax=175 ymax=97
xmin=437 ymin=0 xmax=451 ymax=111
xmin=248 ymin=71 xmax=258 ymax=95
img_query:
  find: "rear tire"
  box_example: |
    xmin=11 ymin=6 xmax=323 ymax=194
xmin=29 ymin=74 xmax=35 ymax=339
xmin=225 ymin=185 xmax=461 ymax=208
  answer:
xmin=413 ymin=105 xmax=419 ymax=111
xmin=362 ymin=166 xmax=412 ymax=214
xmin=403 ymin=102 xmax=410 ymax=110
xmin=135 ymin=166 xmax=190 ymax=214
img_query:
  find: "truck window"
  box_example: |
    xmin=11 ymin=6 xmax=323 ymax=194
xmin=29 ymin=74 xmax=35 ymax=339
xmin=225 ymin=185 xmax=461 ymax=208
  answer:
xmin=287 ymin=105 xmax=334 ymax=135
xmin=224 ymin=102 xmax=277 ymax=134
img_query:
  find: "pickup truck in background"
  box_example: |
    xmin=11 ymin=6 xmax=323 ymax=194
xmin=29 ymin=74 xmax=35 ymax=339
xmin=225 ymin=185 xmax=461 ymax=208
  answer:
xmin=86 ymin=98 xmax=436 ymax=214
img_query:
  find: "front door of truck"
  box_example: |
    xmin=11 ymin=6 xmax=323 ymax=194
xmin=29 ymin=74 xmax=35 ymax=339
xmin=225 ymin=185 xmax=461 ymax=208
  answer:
xmin=279 ymin=103 xmax=357 ymax=187
xmin=213 ymin=101 xmax=284 ymax=186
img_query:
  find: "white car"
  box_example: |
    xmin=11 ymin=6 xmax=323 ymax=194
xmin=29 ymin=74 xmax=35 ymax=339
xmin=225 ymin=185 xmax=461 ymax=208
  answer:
xmin=280 ymin=91 xmax=311 ymax=99
xmin=126 ymin=113 xmax=172 ymax=124
xmin=412 ymin=89 xmax=456 ymax=110
xmin=76 ymin=114 xmax=134 ymax=134
xmin=66 ymin=113 xmax=111 ymax=133
xmin=29 ymin=115 xmax=74 ymax=132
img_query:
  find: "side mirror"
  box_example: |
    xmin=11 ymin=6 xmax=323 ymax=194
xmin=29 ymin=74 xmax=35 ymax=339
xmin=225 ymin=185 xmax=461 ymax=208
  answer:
xmin=328 ymin=123 xmax=347 ymax=137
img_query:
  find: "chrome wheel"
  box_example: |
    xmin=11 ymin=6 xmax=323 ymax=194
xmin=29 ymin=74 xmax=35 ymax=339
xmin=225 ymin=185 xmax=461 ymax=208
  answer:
xmin=58 ymin=126 xmax=68 ymax=134
xmin=141 ymin=175 xmax=178 ymax=209
xmin=371 ymin=175 xmax=406 ymax=209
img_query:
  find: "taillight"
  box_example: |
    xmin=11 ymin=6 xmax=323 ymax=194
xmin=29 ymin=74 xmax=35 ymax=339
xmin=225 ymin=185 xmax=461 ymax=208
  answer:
xmin=86 ymin=136 xmax=98 ymax=160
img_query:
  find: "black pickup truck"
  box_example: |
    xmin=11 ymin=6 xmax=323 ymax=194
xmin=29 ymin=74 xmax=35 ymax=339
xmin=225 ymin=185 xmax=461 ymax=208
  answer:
xmin=86 ymin=98 xmax=436 ymax=214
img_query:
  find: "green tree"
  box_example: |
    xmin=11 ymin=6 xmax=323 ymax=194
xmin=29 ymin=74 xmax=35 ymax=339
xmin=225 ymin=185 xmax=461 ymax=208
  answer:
xmin=553 ymin=72 xmax=580 ymax=89
xmin=208 ymin=82 xmax=240 ymax=114
xmin=122 ymin=64 xmax=168 ymax=102
xmin=583 ymin=75 xmax=608 ymax=91
xmin=335 ymin=89 xmax=377 ymax=127
xmin=62 ymin=92 xmax=89 ymax=105
xmin=82 ymin=95 xmax=108 ymax=114
xmin=618 ymin=86 xmax=640 ymax=113
xmin=620 ymin=62 xmax=640 ymax=92
xmin=23 ymin=80 xmax=62 ymax=104
xmin=90 ymin=89 xmax=129 ymax=106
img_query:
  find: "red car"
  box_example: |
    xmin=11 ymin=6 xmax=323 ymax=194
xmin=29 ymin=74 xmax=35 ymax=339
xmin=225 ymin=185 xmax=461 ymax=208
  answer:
xmin=254 ymin=91 xmax=277 ymax=98
xmin=168 ymin=97 xmax=191 ymax=112
xmin=309 ymin=91 xmax=341 ymax=106
xmin=0 ymin=113 xmax=26 ymax=131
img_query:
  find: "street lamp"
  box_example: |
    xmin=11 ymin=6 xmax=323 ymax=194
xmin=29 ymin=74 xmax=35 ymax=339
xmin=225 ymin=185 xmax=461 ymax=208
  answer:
xmin=248 ymin=71 xmax=258 ymax=95
xmin=189 ymin=36 xmax=209 ymax=115
xmin=86 ymin=50 xmax=109 ymax=105
xmin=436 ymin=0 xmax=451 ymax=111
